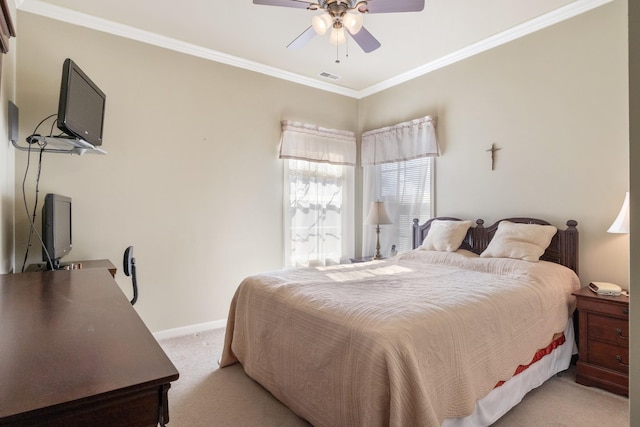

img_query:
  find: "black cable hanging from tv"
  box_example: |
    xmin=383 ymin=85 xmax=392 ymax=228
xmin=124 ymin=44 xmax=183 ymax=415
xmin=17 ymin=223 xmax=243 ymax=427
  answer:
xmin=19 ymin=113 xmax=60 ymax=272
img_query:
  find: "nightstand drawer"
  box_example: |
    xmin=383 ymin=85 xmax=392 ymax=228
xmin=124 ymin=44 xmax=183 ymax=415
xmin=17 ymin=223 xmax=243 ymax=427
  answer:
xmin=578 ymin=298 xmax=629 ymax=319
xmin=588 ymin=314 xmax=629 ymax=347
xmin=587 ymin=340 xmax=629 ymax=374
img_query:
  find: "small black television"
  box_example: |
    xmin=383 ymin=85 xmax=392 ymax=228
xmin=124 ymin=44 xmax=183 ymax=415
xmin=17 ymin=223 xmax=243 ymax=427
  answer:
xmin=42 ymin=193 xmax=72 ymax=270
xmin=57 ymin=58 xmax=106 ymax=147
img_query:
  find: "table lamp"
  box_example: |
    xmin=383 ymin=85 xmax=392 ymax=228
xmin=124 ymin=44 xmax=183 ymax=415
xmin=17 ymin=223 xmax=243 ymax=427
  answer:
xmin=365 ymin=201 xmax=393 ymax=259
xmin=608 ymin=192 xmax=630 ymax=234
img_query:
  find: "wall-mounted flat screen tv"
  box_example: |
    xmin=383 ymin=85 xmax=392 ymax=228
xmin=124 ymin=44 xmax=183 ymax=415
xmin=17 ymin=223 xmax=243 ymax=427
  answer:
xmin=57 ymin=58 xmax=106 ymax=147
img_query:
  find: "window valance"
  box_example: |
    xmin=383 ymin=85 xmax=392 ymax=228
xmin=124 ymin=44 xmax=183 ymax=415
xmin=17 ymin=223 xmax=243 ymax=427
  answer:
xmin=361 ymin=116 xmax=439 ymax=166
xmin=279 ymin=120 xmax=357 ymax=166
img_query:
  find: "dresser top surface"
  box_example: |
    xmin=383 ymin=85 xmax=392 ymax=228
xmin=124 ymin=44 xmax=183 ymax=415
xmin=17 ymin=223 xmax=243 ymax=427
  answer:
xmin=0 ymin=269 xmax=179 ymax=419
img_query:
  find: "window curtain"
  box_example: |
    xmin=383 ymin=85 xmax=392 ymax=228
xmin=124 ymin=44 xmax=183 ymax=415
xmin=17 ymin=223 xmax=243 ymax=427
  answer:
xmin=361 ymin=116 xmax=439 ymax=166
xmin=280 ymin=120 xmax=356 ymax=166
xmin=361 ymin=116 xmax=439 ymax=257
xmin=281 ymin=121 xmax=355 ymax=268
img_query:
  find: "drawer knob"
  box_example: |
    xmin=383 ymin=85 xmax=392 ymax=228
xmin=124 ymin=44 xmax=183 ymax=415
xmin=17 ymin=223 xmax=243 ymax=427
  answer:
xmin=623 ymin=308 xmax=629 ymax=315
xmin=616 ymin=328 xmax=629 ymax=340
xmin=616 ymin=355 xmax=629 ymax=367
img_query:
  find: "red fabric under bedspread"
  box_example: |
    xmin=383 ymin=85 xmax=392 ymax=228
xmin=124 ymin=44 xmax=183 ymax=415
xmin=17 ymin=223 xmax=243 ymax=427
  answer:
xmin=495 ymin=332 xmax=567 ymax=388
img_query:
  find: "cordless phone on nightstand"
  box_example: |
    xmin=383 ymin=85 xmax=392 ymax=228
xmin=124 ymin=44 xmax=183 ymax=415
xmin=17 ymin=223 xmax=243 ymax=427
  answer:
xmin=588 ymin=282 xmax=623 ymax=296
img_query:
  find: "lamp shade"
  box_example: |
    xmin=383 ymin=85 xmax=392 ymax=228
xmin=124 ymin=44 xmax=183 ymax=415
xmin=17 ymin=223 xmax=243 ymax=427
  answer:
xmin=329 ymin=26 xmax=346 ymax=45
xmin=365 ymin=201 xmax=393 ymax=225
xmin=343 ymin=12 xmax=363 ymax=34
xmin=608 ymin=192 xmax=630 ymax=233
xmin=311 ymin=13 xmax=332 ymax=35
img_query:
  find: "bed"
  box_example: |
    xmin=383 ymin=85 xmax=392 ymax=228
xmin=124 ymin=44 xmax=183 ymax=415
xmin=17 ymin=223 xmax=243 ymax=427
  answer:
xmin=220 ymin=217 xmax=580 ymax=426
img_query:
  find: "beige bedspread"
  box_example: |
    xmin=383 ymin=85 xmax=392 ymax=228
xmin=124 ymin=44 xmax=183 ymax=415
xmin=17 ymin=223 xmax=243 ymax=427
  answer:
xmin=220 ymin=250 xmax=580 ymax=427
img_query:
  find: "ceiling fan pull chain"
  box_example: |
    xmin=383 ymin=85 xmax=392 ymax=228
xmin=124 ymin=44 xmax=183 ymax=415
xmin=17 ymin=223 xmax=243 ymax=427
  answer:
xmin=346 ymin=33 xmax=350 ymax=59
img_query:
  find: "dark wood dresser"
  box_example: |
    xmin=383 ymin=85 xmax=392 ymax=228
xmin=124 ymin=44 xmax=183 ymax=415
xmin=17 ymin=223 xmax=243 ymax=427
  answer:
xmin=0 ymin=268 xmax=179 ymax=426
xmin=573 ymin=286 xmax=629 ymax=396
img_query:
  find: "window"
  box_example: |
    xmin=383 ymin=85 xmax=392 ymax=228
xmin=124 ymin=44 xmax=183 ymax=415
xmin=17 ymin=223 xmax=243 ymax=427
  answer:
xmin=279 ymin=120 xmax=356 ymax=268
xmin=284 ymin=160 xmax=354 ymax=267
xmin=363 ymin=157 xmax=434 ymax=255
xmin=380 ymin=157 xmax=434 ymax=253
xmin=361 ymin=116 xmax=439 ymax=257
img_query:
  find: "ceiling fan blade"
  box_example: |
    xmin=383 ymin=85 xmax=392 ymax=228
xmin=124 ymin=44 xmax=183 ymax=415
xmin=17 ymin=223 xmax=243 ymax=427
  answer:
xmin=348 ymin=26 xmax=381 ymax=53
xmin=358 ymin=0 xmax=425 ymax=13
xmin=253 ymin=0 xmax=314 ymax=9
xmin=287 ymin=26 xmax=316 ymax=50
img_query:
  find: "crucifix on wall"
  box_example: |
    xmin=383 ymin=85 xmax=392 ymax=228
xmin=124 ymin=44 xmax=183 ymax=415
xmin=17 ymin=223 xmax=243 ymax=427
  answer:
xmin=486 ymin=143 xmax=501 ymax=171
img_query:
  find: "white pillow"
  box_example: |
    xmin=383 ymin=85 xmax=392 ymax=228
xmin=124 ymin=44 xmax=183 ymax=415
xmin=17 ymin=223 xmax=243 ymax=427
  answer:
xmin=420 ymin=220 xmax=472 ymax=252
xmin=480 ymin=221 xmax=557 ymax=262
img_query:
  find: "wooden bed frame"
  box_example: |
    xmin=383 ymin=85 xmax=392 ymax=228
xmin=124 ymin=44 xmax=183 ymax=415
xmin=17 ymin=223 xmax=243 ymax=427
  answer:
xmin=413 ymin=217 xmax=579 ymax=275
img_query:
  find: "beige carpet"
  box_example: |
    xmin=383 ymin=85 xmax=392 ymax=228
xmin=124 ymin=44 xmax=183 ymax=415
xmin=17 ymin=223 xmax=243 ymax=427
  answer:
xmin=159 ymin=328 xmax=629 ymax=426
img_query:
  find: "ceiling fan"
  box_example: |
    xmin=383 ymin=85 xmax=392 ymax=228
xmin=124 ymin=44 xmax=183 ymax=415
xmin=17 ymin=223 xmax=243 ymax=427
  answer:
xmin=253 ymin=0 xmax=425 ymax=55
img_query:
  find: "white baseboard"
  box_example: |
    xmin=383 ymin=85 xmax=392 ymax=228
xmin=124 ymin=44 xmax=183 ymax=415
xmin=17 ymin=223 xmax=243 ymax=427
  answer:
xmin=153 ymin=319 xmax=226 ymax=340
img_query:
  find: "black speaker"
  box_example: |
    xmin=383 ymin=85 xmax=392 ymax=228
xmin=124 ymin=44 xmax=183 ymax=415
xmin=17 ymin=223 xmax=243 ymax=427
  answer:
xmin=8 ymin=101 xmax=18 ymax=143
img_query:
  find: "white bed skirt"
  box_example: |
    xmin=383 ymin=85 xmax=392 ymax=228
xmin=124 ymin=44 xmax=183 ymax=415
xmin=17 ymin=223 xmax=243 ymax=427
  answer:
xmin=442 ymin=319 xmax=576 ymax=427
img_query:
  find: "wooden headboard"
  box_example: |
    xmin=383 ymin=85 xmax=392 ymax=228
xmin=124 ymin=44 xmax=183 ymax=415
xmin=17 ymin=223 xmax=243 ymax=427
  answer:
xmin=412 ymin=217 xmax=579 ymax=275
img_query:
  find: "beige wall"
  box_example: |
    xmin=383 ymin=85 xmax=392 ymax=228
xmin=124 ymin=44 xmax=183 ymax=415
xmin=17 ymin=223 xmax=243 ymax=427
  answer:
xmin=0 ymin=2 xmax=16 ymax=275
xmin=15 ymin=12 xmax=358 ymax=332
xmin=359 ymin=1 xmax=629 ymax=290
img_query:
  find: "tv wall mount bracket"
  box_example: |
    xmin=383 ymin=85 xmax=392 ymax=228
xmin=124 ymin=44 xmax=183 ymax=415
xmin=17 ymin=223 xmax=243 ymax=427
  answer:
xmin=12 ymin=135 xmax=107 ymax=156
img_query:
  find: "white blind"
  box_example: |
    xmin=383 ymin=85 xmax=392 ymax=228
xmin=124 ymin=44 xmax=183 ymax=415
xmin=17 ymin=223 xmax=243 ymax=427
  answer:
xmin=361 ymin=116 xmax=439 ymax=166
xmin=362 ymin=156 xmax=434 ymax=257
xmin=280 ymin=120 xmax=356 ymax=166
xmin=379 ymin=158 xmax=433 ymax=253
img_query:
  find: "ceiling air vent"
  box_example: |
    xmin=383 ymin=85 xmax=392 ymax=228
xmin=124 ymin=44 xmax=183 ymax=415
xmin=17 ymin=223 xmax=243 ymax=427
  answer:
xmin=318 ymin=71 xmax=341 ymax=80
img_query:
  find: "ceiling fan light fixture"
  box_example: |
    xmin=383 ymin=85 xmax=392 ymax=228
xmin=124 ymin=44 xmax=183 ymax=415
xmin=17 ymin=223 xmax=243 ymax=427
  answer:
xmin=257 ymin=0 xmax=421 ymax=55
xmin=311 ymin=13 xmax=333 ymax=35
xmin=329 ymin=26 xmax=346 ymax=45
xmin=343 ymin=12 xmax=363 ymax=34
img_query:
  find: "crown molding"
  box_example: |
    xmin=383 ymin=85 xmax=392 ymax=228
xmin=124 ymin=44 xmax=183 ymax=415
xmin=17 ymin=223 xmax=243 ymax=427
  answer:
xmin=19 ymin=0 xmax=612 ymax=100
xmin=17 ymin=0 xmax=360 ymax=98
xmin=359 ymin=0 xmax=613 ymax=98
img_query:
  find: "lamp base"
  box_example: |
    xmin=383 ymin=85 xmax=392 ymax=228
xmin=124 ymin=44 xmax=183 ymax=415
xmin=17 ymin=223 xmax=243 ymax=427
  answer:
xmin=374 ymin=225 xmax=383 ymax=259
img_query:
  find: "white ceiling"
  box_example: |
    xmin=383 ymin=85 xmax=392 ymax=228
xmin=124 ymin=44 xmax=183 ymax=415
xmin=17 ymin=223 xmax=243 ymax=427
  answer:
xmin=17 ymin=0 xmax=612 ymax=98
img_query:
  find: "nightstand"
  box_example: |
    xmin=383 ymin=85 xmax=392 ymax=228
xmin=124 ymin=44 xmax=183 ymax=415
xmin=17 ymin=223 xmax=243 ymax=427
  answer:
xmin=350 ymin=256 xmax=373 ymax=263
xmin=350 ymin=256 xmax=385 ymax=263
xmin=573 ymin=286 xmax=629 ymax=396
